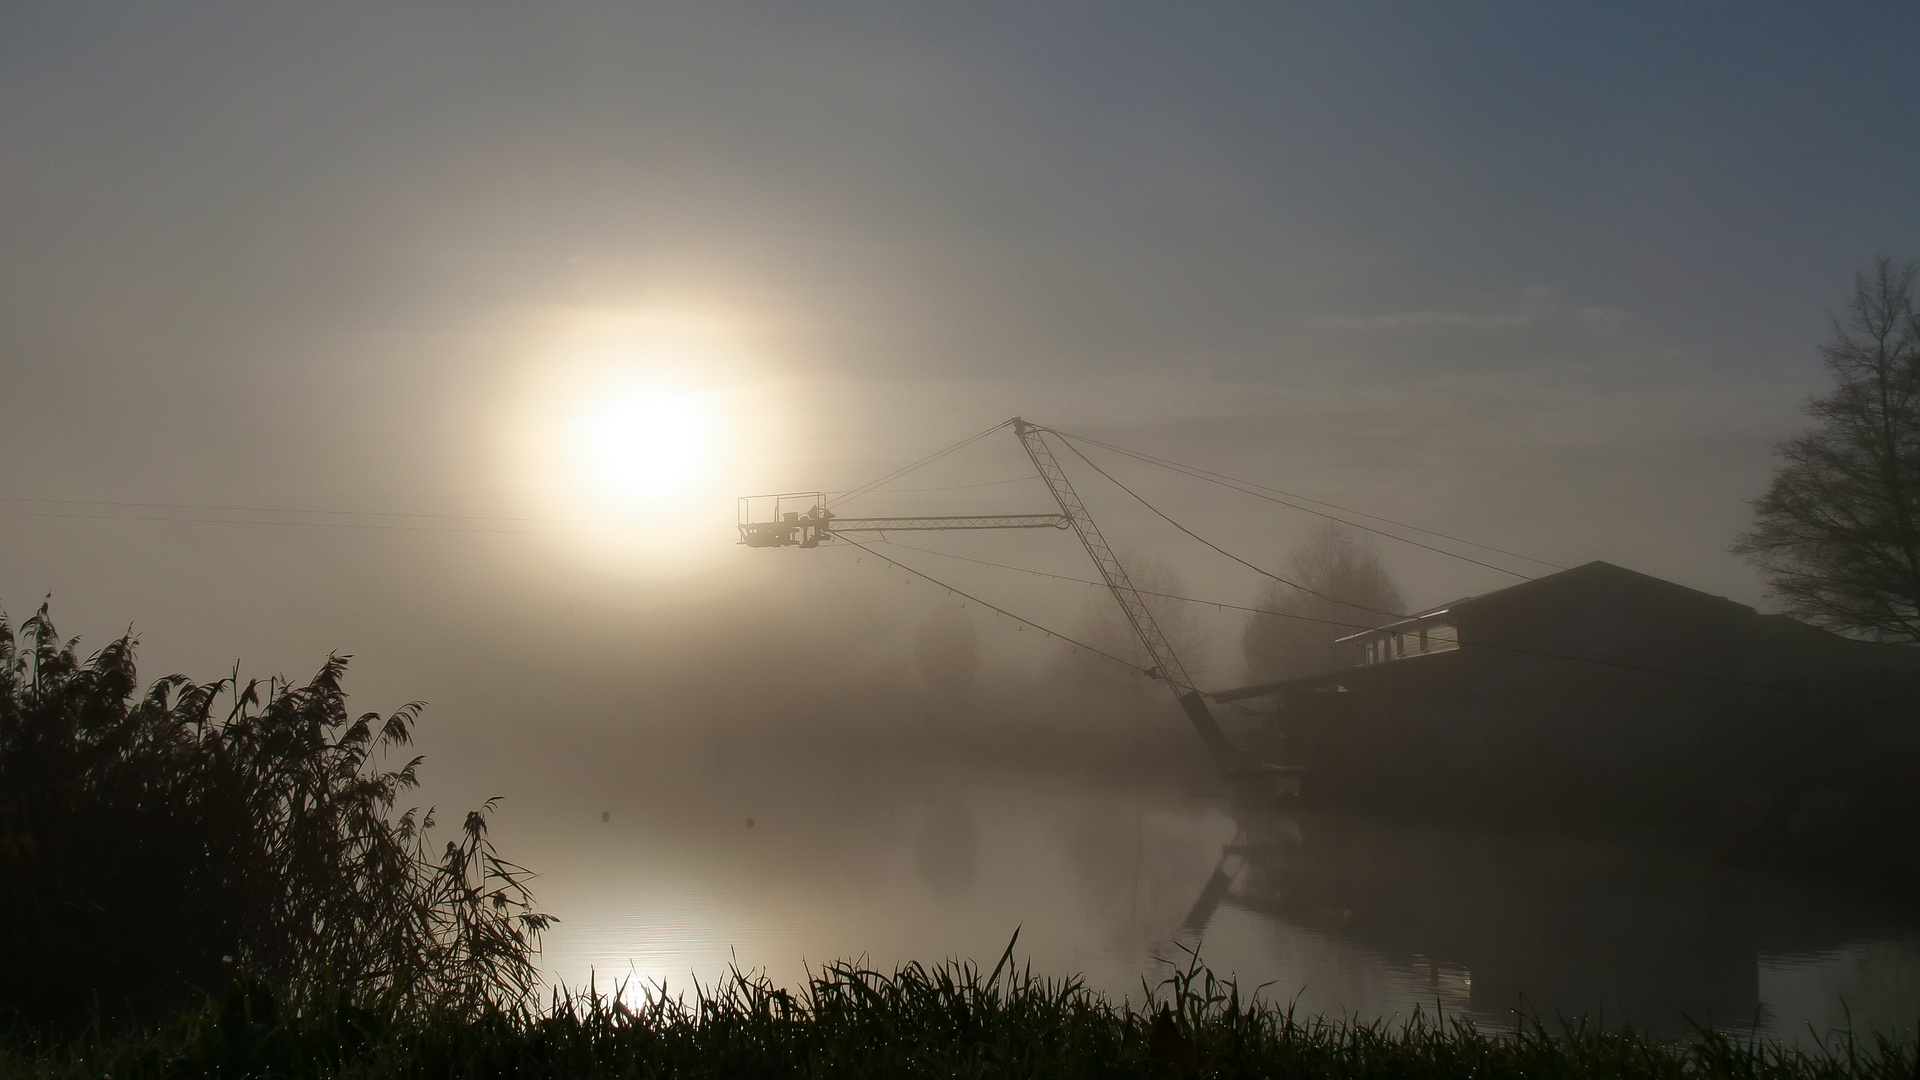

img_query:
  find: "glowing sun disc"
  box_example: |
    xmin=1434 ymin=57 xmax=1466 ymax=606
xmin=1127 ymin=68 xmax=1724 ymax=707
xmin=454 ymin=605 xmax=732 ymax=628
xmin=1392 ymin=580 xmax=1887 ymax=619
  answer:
xmin=576 ymin=389 xmax=716 ymax=501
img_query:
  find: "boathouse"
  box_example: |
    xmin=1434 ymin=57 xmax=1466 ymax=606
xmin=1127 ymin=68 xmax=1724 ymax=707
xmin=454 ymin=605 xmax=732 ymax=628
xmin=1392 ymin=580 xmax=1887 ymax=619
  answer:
xmin=1213 ymin=561 xmax=1920 ymax=834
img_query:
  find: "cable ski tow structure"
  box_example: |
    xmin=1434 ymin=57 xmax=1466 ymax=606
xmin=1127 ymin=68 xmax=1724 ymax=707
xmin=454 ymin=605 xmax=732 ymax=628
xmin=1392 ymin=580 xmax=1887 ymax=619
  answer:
xmin=736 ymin=417 xmax=1257 ymax=780
xmin=745 ymin=418 xmax=1818 ymax=780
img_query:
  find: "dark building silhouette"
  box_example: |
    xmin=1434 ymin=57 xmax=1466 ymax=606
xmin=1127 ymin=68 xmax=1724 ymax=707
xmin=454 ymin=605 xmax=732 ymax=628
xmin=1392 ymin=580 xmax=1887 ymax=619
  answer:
xmin=1213 ymin=562 xmax=1920 ymax=877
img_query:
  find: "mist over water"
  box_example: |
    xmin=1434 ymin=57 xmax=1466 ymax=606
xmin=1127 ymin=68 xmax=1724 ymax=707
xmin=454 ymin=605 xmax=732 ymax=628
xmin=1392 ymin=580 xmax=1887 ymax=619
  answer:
xmin=468 ymin=603 xmax=1920 ymax=1048
xmin=147 ymin=512 xmax=1904 ymax=1047
xmin=511 ymin=745 xmax=1920 ymax=1044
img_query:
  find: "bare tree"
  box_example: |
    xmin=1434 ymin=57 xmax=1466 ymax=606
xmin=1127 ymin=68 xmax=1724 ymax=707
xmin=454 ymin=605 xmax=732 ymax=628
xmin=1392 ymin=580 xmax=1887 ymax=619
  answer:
xmin=1735 ymin=257 xmax=1920 ymax=642
xmin=1242 ymin=522 xmax=1404 ymax=681
xmin=1071 ymin=554 xmax=1207 ymax=688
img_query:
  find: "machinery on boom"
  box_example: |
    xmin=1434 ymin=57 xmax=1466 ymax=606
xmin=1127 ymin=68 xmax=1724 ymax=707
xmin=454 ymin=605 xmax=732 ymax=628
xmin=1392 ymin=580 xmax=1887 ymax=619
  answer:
xmin=737 ymin=418 xmax=1251 ymax=778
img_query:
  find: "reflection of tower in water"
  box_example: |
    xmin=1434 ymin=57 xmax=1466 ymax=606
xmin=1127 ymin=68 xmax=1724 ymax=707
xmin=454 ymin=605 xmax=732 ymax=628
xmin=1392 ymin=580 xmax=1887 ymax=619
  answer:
xmin=1161 ymin=806 xmax=1911 ymax=1037
xmin=1060 ymin=801 xmax=1244 ymax=973
xmin=1180 ymin=811 xmax=1303 ymax=939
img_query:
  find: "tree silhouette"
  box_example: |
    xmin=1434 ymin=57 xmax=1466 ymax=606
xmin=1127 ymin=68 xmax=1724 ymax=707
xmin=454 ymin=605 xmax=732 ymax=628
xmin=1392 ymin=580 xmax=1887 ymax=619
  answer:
xmin=1736 ymin=258 xmax=1920 ymax=642
xmin=1073 ymin=554 xmax=1208 ymax=688
xmin=1242 ymin=523 xmax=1404 ymax=681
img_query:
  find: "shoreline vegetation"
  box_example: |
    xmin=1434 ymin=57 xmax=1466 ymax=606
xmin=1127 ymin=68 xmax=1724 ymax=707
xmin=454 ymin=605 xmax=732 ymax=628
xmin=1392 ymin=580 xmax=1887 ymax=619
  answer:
xmin=0 ymin=606 xmax=550 ymax=1033
xmin=6 ymin=606 xmax=1917 ymax=1077
xmin=4 ymin=948 xmax=1916 ymax=1079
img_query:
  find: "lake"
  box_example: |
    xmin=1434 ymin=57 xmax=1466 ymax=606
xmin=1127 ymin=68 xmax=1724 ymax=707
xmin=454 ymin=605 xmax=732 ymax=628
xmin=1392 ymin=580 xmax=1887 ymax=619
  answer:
xmin=508 ymin=762 xmax=1920 ymax=1043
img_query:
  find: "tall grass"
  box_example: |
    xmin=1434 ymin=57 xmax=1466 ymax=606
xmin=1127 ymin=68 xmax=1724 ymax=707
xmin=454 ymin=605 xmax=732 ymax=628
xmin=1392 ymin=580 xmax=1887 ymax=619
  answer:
xmin=3 ymin=942 xmax=1913 ymax=1079
xmin=0 ymin=604 xmax=550 ymax=1033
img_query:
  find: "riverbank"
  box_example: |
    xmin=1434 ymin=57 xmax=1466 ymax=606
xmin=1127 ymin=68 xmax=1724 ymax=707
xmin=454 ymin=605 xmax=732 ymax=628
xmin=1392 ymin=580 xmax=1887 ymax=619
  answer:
xmin=6 ymin=955 xmax=1913 ymax=1079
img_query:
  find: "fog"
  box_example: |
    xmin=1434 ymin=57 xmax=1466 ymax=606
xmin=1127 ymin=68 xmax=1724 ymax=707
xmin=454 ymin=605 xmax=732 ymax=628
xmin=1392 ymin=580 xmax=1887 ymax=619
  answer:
xmin=4 ymin=2 xmax=1919 ymax=1040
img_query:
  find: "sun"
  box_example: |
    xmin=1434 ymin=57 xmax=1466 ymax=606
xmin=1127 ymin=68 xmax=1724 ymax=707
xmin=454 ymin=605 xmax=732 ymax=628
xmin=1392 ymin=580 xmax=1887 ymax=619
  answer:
xmin=492 ymin=301 xmax=797 ymax=569
xmin=574 ymin=385 xmax=718 ymax=503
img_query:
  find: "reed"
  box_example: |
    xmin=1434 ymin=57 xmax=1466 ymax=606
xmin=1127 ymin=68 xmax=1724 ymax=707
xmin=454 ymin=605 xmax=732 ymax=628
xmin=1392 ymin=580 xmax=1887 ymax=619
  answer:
xmin=0 ymin=603 xmax=550 ymax=1033
xmin=4 ymin=943 xmax=1913 ymax=1079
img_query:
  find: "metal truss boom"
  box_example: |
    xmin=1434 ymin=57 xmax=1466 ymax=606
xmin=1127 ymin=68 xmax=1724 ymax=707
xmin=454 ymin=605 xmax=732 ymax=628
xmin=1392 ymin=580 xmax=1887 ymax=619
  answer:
xmin=1011 ymin=418 xmax=1239 ymax=768
xmin=736 ymin=499 xmax=1068 ymax=548
xmin=827 ymin=514 xmax=1068 ymax=533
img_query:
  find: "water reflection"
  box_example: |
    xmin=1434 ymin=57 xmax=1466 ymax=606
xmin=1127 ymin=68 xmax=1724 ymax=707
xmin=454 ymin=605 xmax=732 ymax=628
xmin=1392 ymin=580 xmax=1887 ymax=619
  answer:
xmin=1188 ymin=808 xmax=1907 ymax=1036
xmin=520 ymin=768 xmax=1918 ymax=1042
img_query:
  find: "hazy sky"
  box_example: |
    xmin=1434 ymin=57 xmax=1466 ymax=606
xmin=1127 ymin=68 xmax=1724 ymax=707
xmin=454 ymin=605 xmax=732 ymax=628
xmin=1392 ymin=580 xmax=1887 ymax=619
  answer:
xmin=4 ymin=4 xmax=1918 ymax=779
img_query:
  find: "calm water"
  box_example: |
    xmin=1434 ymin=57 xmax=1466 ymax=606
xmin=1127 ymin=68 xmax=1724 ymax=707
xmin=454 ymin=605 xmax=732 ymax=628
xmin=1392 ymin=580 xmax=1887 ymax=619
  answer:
xmin=507 ymin=764 xmax=1920 ymax=1042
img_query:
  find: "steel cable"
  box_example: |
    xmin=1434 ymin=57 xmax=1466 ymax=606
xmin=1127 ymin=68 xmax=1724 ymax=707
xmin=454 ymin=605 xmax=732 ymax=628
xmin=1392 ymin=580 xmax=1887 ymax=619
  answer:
xmin=1049 ymin=432 xmax=1409 ymax=620
xmin=836 ymin=536 xmax=1149 ymax=676
xmin=1050 ymin=427 xmax=1556 ymax=577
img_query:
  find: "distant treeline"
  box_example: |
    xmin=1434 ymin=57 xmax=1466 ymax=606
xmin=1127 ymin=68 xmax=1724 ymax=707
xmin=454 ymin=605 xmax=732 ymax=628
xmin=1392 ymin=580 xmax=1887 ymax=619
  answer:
xmin=0 ymin=604 xmax=549 ymax=1034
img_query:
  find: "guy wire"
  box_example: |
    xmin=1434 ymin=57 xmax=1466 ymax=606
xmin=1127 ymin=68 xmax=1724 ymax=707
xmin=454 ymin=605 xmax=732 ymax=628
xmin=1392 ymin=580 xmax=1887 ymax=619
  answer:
xmin=827 ymin=419 xmax=1014 ymax=509
xmin=837 ymin=535 xmax=1147 ymax=676
xmin=1050 ymin=432 xmax=1408 ymax=620
xmin=1050 ymin=427 xmax=1553 ymax=577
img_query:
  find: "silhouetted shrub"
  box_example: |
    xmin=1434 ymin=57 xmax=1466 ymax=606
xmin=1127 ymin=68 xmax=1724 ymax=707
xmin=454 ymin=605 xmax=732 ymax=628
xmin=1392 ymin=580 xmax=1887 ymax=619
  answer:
xmin=0 ymin=604 xmax=549 ymax=1033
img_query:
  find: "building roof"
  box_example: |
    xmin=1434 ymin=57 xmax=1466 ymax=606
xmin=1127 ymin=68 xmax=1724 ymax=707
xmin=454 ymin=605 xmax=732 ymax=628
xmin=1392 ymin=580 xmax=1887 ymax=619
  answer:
xmin=1330 ymin=560 xmax=1754 ymax=643
xmin=1210 ymin=560 xmax=1841 ymax=704
xmin=1212 ymin=559 xmax=1920 ymax=711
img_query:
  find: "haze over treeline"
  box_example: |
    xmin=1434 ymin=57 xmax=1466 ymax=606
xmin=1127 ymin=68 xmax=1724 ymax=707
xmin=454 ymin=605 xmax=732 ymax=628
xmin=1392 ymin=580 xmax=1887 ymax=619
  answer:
xmin=3 ymin=3 xmax=1918 ymax=808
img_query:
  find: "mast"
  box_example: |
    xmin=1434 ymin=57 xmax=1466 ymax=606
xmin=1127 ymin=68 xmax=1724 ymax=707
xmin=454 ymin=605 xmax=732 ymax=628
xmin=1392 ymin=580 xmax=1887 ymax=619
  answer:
xmin=1011 ymin=418 xmax=1239 ymax=769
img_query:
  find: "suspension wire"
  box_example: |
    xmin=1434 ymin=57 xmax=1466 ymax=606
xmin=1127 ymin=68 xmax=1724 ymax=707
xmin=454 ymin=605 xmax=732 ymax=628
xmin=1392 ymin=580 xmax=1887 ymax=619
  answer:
xmin=0 ymin=496 xmax=742 ymax=539
xmin=836 ymin=536 xmax=1148 ymax=676
xmin=1051 ymin=434 xmax=1409 ymax=620
xmin=0 ymin=495 xmax=598 ymax=526
xmin=826 ymin=419 xmax=1015 ymax=509
xmin=865 ymin=537 xmax=1919 ymax=713
xmin=812 ymin=549 xmax=919 ymax=668
xmin=0 ymin=507 xmax=607 ymax=537
xmin=0 ymin=473 xmax=1038 ymax=531
xmin=1050 ymin=428 xmax=1557 ymax=577
xmin=873 ymin=537 xmax=1395 ymax=633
